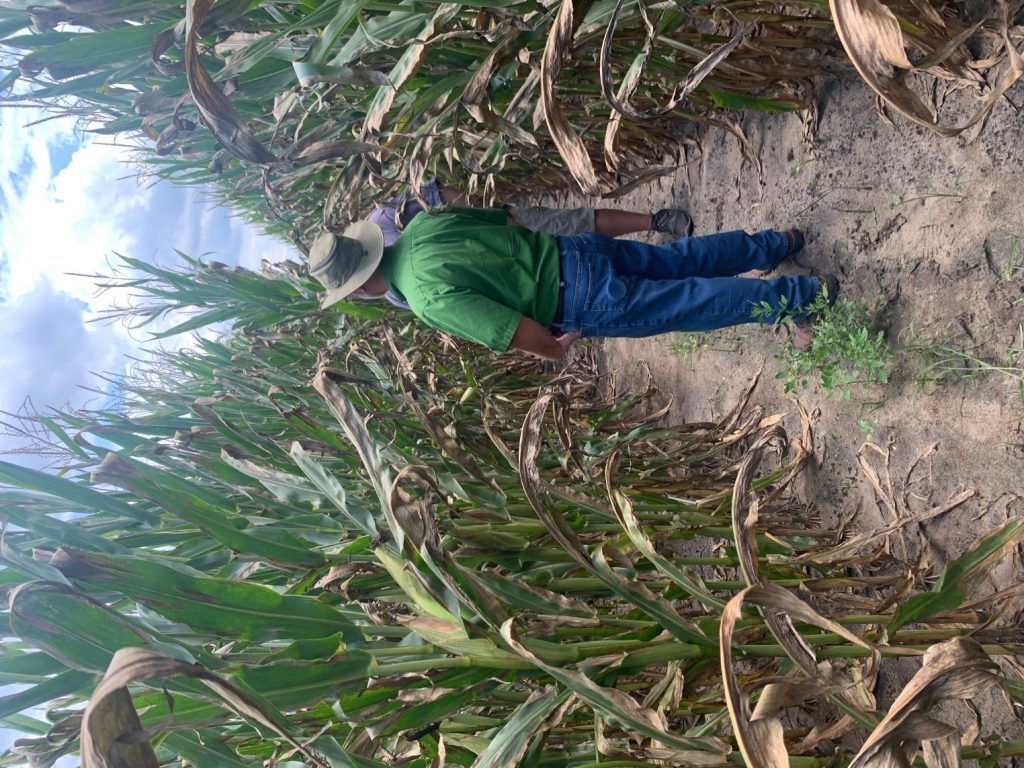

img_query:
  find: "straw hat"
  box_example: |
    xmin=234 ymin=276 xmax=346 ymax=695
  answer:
xmin=308 ymin=221 xmax=385 ymax=308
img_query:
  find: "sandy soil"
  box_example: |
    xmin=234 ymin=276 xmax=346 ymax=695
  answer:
xmin=538 ymin=76 xmax=1024 ymax=748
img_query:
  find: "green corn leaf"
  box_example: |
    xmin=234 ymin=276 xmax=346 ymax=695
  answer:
xmin=0 ymin=458 xmax=156 ymax=525
xmin=51 ymin=548 xmax=365 ymax=643
xmin=369 ymin=680 xmax=499 ymax=738
xmin=290 ymin=442 xmax=379 ymax=537
xmin=708 ymin=90 xmax=803 ymax=113
xmin=34 ymin=415 xmax=92 ymax=461
xmin=889 ymin=518 xmax=1024 ymax=632
xmin=147 ymin=306 xmax=245 ymax=338
xmin=0 ymin=537 xmax=69 ymax=585
xmin=160 ymin=731 xmax=253 ymax=768
xmin=2 ymin=495 xmax=125 ymax=555
xmin=13 ymin=22 xmax=168 ymax=78
xmin=0 ymin=652 xmax=67 ymax=684
xmin=0 ymin=668 xmax=96 ymax=720
xmin=472 ymin=686 xmax=572 ymax=768
xmin=0 ymin=712 xmax=53 ymax=736
xmin=9 ymin=582 xmax=152 ymax=672
xmin=303 ymin=0 xmax=370 ymax=65
xmin=375 ymin=547 xmax=458 ymax=622
xmin=92 ymin=452 xmax=327 ymax=568
xmin=267 ymin=632 xmax=347 ymax=662
xmin=236 ymin=652 xmax=376 ymax=710
xmin=221 ymin=444 xmax=326 ymax=508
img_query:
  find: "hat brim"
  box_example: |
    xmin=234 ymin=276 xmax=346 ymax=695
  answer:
xmin=319 ymin=220 xmax=386 ymax=308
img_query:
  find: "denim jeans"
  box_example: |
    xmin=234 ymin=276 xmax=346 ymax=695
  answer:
xmin=553 ymin=231 xmax=820 ymax=337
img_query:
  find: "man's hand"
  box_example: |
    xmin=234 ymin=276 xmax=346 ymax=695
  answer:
xmin=554 ymin=331 xmax=580 ymax=358
xmin=510 ymin=316 xmax=579 ymax=360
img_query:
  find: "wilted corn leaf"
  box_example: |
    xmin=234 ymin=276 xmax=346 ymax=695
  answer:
xmin=600 ymin=0 xmax=753 ymax=121
xmin=519 ymin=394 xmax=712 ymax=647
xmin=461 ymin=37 xmax=539 ymax=148
xmin=82 ymin=685 xmax=160 ymax=768
xmin=471 ymin=687 xmax=575 ymax=768
xmin=286 ymin=139 xmax=383 ymax=166
xmin=605 ymin=451 xmax=724 ymax=611
xmin=383 ymin=332 xmax=496 ymax=487
xmin=471 ymin=568 xmax=595 ymax=618
xmin=720 ymin=581 xmax=880 ymax=768
xmin=731 ymin=429 xmax=831 ymax=674
xmin=291 ymin=62 xmax=390 ymax=88
xmin=848 ymin=638 xmax=1001 ymax=768
xmin=362 ymin=4 xmax=460 ymax=137
xmin=828 ymin=0 xmax=1023 ymax=135
xmin=719 ymin=587 xmax=788 ymax=768
xmin=720 ymin=583 xmax=877 ymax=768
xmin=539 ymin=0 xmax=604 ymax=194
xmin=184 ymin=0 xmax=276 ymax=164
xmin=312 ymin=370 xmax=400 ymax=547
xmin=500 ymin=620 xmax=730 ymax=762
xmin=221 ymin=444 xmax=325 ymax=508
xmin=404 ymin=617 xmax=520 ymax=662
xmin=81 ymin=647 xmax=329 ymax=768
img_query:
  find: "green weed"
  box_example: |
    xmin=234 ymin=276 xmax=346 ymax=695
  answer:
xmin=907 ymin=323 xmax=1024 ymax=404
xmin=670 ymin=332 xmax=706 ymax=360
xmin=668 ymin=330 xmax=742 ymax=360
xmin=858 ymin=417 xmax=879 ymax=441
xmin=1000 ymin=235 xmax=1022 ymax=282
xmin=753 ymin=292 xmax=892 ymax=400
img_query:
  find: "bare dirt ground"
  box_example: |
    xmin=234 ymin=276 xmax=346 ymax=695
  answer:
xmin=537 ymin=76 xmax=1024 ymax=746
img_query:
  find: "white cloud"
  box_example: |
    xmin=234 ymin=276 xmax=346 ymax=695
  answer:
xmin=0 ymin=109 xmax=300 ymax=460
xmin=0 ymin=278 xmax=128 ymax=455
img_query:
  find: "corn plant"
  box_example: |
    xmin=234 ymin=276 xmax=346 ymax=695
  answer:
xmin=2 ymin=0 xmax=1019 ymax=248
xmin=2 ymin=257 xmax=1023 ymax=767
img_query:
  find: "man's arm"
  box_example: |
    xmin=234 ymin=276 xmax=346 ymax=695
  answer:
xmin=509 ymin=315 xmax=579 ymax=361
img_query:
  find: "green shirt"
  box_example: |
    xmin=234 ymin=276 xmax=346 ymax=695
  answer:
xmin=381 ymin=208 xmax=561 ymax=352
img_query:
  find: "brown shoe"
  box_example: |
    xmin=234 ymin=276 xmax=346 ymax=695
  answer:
xmin=792 ymin=274 xmax=840 ymax=349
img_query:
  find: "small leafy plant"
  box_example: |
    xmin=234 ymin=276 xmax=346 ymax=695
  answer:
xmin=907 ymin=323 xmax=1024 ymax=403
xmin=670 ymin=332 xmax=706 ymax=360
xmin=753 ymin=292 xmax=892 ymax=399
xmin=1001 ymin=235 xmax=1023 ymax=282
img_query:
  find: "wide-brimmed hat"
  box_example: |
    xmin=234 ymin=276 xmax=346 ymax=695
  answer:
xmin=308 ymin=220 xmax=385 ymax=308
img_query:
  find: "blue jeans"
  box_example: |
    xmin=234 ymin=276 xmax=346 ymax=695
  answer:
xmin=553 ymin=231 xmax=821 ymax=337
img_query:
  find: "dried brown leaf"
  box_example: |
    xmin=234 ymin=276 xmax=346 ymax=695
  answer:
xmin=849 ymin=638 xmax=1002 ymax=768
xmin=539 ymin=0 xmax=604 ymax=195
xmin=82 ymin=647 xmax=327 ymax=768
xmin=183 ymin=0 xmax=276 ymax=164
xmin=828 ymin=0 xmax=1023 ymax=135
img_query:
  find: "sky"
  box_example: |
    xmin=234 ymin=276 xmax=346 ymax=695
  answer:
xmin=0 ymin=109 xmax=297 ymax=462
